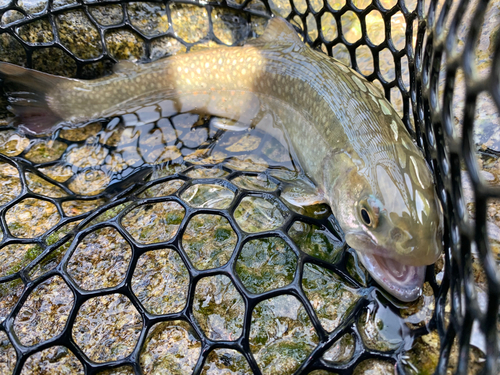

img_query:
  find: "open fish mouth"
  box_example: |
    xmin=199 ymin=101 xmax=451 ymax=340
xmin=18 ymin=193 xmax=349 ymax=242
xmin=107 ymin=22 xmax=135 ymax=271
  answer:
xmin=357 ymin=251 xmax=426 ymax=302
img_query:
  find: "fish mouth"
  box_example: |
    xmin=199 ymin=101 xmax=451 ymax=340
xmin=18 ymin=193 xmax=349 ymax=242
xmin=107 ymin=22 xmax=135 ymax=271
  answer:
xmin=356 ymin=251 xmax=426 ymax=302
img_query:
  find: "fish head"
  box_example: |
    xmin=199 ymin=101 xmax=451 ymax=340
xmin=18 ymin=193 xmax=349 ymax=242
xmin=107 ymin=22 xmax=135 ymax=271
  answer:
xmin=328 ymin=149 xmax=443 ymax=302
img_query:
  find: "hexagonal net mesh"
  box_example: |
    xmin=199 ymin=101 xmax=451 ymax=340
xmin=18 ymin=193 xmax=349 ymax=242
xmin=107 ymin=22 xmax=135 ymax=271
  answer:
xmin=0 ymin=0 xmax=498 ymax=374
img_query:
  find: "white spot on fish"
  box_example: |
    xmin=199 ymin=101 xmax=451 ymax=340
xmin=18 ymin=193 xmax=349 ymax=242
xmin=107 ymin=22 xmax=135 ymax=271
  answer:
xmin=398 ymin=148 xmax=407 ymax=169
xmin=410 ymin=155 xmax=430 ymax=189
xmin=335 ymin=62 xmax=350 ymax=73
xmin=415 ymin=189 xmax=430 ymax=223
xmin=390 ymin=120 xmax=398 ymax=141
xmin=351 ymin=75 xmax=367 ymax=92
xmin=379 ymin=99 xmax=392 ymax=115
xmin=404 ymin=173 xmax=413 ymax=200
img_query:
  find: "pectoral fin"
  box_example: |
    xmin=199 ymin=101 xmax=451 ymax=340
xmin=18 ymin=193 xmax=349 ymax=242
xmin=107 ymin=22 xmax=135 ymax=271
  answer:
xmin=280 ymin=180 xmax=326 ymax=207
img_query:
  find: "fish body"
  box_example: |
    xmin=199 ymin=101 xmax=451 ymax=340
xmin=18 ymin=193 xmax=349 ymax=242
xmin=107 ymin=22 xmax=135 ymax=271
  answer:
xmin=0 ymin=18 xmax=442 ymax=301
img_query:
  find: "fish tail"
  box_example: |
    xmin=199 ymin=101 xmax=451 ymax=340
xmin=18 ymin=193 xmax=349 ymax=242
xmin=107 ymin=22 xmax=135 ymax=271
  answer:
xmin=0 ymin=62 xmax=69 ymax=134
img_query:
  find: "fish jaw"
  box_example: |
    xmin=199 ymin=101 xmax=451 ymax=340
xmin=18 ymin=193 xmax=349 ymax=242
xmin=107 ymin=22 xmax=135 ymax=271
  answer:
xmin=356 ymin=250 xmax=426 ymax=302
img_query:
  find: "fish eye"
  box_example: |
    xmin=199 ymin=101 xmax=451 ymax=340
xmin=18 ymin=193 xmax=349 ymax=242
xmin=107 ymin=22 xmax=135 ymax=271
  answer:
xmin=361 ymin=208 xmax=371 ymax=225
xmin=359 ymin=200 xmax=378 ymax=228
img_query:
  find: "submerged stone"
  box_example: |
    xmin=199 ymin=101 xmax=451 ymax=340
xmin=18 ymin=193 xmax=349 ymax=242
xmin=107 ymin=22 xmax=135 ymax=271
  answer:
xmin=302 ymin=263 xmax=359 ymax=333
xmin=67 ymin=227 xmax=132 ymax=291
xmin=0 ymin=331 xmax=16 ymax=374
xmin=289 ymin=221 xmax=344 ymax=263
xmin=73 ymin=294 xmax=142 ymax=363
xmin=6 ymin=198 xmax=60 ymax=238
xmin=0 ymin=243 xmax=43 ymax=277
xmin=0 ymin=162 xmax=21 ymax=207
xmin=185 ymin=167 xmax=229 ymax=179
xmin=14 ymin=276 xmax=73 ymax=347
xmin=182 ymin=214 xmax=237 ymax=270
xmin=236 ymin=237 xmax=297 ymax=294
xmin=139 ymin=179 xmax=184 ymax=198
xmin=249 ymin=295 xmax=319 ymax=375
xmin=181 ymin=183 xmax=234 ymax=209
xmin=0 ymin=278 xmax=24 ymax=323
xmin=21 ymin=346 xmax=83 ymax=375
xmin=26 ymin=173 xmax=68 ymax=198
xmin=193 ymin=275 xmax=244 ymax=341
xmin=202 ymin=348 xmax=252 ymax=374
xmin=358 ymin=301 xmax=409 ymax=352
xmin=234 ymin=196 xmax=286 ymax=233
xmin=231 ymin=173 xmax=278 ymax=192
xmin=322 ymin=333 xmax=355 ymax=363
xmin=122 ymin=201 xmax=185 ymax=244
xmin=132 ymin=248 xmax=189 ymax=315
xmin=140 ymin=320 xmax=201 ymax=374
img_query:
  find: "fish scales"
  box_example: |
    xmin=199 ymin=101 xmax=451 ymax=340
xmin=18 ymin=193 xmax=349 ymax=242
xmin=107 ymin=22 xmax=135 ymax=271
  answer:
xmin=0 ymin=17 xmax=442 ymax=302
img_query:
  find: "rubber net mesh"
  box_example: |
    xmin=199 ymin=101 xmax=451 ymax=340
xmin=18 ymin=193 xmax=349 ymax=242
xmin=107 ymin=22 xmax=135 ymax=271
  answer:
xmin=0 ymin=0 xmax=498 ymax=374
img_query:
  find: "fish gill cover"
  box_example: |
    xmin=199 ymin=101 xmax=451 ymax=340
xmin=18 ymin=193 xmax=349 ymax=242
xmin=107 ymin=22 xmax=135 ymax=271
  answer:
xmin=0 ymin=0 xmax=498 ymax=375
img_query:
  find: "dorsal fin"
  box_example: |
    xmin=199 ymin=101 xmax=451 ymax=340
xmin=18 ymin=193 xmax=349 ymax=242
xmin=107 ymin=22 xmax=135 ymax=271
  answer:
xmin=247 ymin=17 xmax=303 ymax=45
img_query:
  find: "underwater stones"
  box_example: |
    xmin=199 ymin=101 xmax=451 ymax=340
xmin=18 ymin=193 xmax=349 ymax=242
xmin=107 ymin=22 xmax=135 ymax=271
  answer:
xmin=73 ymin=294 xmax=142 ymax=363
xmin=288 ymin=221 xmax=344 ymax=263
xmin=6 ymin=198 xmax=60 ymax=238
xmin=150 ymin=36 xmax=186 ymax=60
xmin=181 ymin=183 xmax=234 ymax=209
xmin=68 ymin=169 xmax=111 ymax=195
xmin=67 ymin=227 xmax=132 ymax=291
xmin=89 ymin=4 xmax=123 ymax=26
xmin=127 ymin=2 xmax=169 ymax=37
xmin=0 ymin=33 xmax=26 ymax=66
xmin=236 ymin=237 xmax=297 ymax=294
xmin=302 ymin=264 xmax=359 ymax=333
xmin=0 ymin=131 xmax=29 ymax=157
xmin=170 ymin=3 xmax=209 ymax=43
xmin=322 ymin=333 xmax=355 ymax=363
xmin=122 ymin=201 xmax=185 ymax=244
xmin=358 ymin=301 xmax=409 ymax=352
xmin=0 ymin=278 xmax=23 ymax=323
xmin=21 ymin=346 xmax=83 ymax=375
xmin=182 ymin=214 xmax=237 ymax=270
xmin=24 ymin=140 xmax=67 ymax=163
xmin=62 ymin=199 xmax=105 ymax=217
xmin=138 ymin=179 xmax=184 ymax=198
xmin=185 ymin=166 xmax=228 ymax=179
xmin=0 ymin=331 xmax=16 ymax=374
xmin=231 ymin=173 xmax=277 ymax=192
xmin=17 ymin=18 xmax=54 ymax=44
xmin=140 ymin=320 xmax=201 ymax=374
xmin=131 ymin=248 xmax=189 ymax=315
xmin=105 ymin=30 xmax=145 ymax=61
xmin=0 ymin=243 xmax=42 ymax=277
xmin=234 ymin=196 xmax=286 ymax=232
xmin=249 ymin=294 xmax=318 ymax=375
xmin=0 ymin=162 xmax=21 ymax=207
xmin=56 ymin=10 xmax=102 ymax=59
xmin=202 ymin=348 xmax=252 ymax=374
xmin=193 ymin=275 xmax=244 ymax=341
xmin=26 ymin=172 xmax=68 ymax=198
xmin=66 ymin=143 xmax=109 ymax=168
xmin=14 ymin=276 xmax=73 ymax=346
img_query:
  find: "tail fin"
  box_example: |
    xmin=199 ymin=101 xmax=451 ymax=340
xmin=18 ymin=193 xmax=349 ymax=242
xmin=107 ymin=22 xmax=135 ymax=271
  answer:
xmin=0 ymin=62 xmax=69 ymax=134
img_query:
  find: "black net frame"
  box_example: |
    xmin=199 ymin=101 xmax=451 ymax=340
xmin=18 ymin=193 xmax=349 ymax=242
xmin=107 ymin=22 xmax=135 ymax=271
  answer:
xmin=0 ymin=0 xmax=497 ymax=374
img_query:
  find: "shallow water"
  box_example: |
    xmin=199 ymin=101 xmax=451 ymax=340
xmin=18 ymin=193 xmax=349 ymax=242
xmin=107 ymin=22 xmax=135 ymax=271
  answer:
xmin=0 ymin=95 xmax=463 ymax=374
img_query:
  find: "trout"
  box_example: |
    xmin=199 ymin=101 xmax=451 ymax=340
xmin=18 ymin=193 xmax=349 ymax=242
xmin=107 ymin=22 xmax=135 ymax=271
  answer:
xmin=0 ymin=17 xmax=442 ymax=301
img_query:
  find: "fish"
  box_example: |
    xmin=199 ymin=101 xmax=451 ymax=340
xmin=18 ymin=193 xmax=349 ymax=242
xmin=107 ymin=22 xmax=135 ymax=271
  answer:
xmin=0 ymin=17 xmax=443 ymax=302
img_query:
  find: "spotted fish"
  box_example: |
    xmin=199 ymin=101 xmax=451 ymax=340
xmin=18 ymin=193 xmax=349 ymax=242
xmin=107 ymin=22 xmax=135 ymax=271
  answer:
xmin=0 ymin=17 xmax=442 ymax=301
